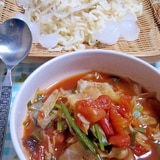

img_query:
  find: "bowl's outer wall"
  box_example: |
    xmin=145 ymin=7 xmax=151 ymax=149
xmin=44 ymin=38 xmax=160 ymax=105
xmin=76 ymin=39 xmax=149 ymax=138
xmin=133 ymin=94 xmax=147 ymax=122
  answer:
xmin=10 ymin=49 xmax=160 ymax=160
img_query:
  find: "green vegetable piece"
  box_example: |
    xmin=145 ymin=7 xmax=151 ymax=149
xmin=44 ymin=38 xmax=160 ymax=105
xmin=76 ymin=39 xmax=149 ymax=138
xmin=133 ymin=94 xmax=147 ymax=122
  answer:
xmin=60 ymin=103 xmax=102 ymax=160
xmin=57 ymin=121 xmax=63 ymax=132
xmin=133 ymin=103 xmax=143 ymax=118
xmin=22 ymin=121 xmax=29 ymax=126
xmin=111 ymin=76 xmax=120 ymax=83
xmin=130 ymin=129 xmax=136 ymax=146
xmin=94 ymin=124 xmax=105 ymax=151
xmin=138 ymin=127 xmax=146 ymax=133
xmin=32 ymin=129 xmax=41 ymax=141
xmin=46 ymin=121 xmax=53 ymax=129
xmin=55 ymin=103 xmax=62 ymax=109
xmin=35 ymin=95 xmax=44 ymax=103
xmin=27 ymin=101 xmax=32 ymax=108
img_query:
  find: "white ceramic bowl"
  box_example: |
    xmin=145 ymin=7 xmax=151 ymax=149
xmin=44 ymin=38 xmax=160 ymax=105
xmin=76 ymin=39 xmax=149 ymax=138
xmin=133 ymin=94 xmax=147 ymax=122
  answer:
xmin=10 ymin=49 xmax=160 ymax=160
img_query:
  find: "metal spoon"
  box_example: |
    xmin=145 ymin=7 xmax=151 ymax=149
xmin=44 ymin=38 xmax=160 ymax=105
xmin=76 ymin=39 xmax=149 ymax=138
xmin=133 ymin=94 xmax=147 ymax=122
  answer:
xmin=0 ymin=18 xmax=32 ymax=159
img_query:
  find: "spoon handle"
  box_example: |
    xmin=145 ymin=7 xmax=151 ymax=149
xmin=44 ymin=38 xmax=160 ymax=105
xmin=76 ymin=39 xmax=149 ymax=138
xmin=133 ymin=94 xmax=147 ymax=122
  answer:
xmin=0 ymin=85 xmax=12 ymax=159
xmin=0 ymin=68 xmax=12 ymax=160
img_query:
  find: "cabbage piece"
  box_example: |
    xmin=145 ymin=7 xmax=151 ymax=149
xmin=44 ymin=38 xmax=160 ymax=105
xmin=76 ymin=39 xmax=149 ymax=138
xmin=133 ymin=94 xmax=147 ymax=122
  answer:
xmin=37 ymin=111 xmax=58 ymax=129
xmin=77 ymin=80 xmax=120 ymax=101
xmin=59 ymin=141 xmax=97 ymax=160
xmin=40 ymin=89 xmax=59 ymax=117
xmin=137 ymin=115 xmax=157 ymax=125
xmin=37 ymin=89 xmax=59 ymax=129
xmin=76 ymin=113 xmax=90 ymax=134
xmin=136 ymin=132 xmax=151 ymax=151
xmin=150 ymin=124 xmax=160 ymax=141
xmin=100 ymin=147 xmax=129 ymax=159
xmin=67 ymin=80 xmax=121 ymax=107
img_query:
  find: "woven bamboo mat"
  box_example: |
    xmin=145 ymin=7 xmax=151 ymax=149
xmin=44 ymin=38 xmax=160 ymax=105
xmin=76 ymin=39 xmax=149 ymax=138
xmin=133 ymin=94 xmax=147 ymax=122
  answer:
xmin=0 ymin=0 xmax=160 ymax=63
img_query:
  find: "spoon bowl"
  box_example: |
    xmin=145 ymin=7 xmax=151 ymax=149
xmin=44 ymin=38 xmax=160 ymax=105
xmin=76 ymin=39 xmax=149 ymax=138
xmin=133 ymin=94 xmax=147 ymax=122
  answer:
xmin=0 ymin=18 xmax=32 ymax=160
xmin=0 ymin=18 xmax=32 ymax=66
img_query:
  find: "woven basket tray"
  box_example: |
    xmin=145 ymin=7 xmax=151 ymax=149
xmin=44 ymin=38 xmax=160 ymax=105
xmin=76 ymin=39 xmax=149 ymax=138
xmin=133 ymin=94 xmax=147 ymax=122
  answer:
xmin=150 ymin=0 xmax=160 ymax=23
xmin=0 ymin=0 xmax=160 ymax=63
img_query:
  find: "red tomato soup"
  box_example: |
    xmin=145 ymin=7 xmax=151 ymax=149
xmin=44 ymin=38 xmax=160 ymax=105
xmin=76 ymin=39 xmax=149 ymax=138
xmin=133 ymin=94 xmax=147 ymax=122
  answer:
xmin=22 ymin=71 xmax=160 ymax=160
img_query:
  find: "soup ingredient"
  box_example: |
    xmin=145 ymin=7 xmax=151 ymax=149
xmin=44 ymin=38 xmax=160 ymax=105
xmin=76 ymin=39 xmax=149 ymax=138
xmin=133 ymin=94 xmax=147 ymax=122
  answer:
xmin=60 ymin=103 xmax=102 ymax=160
xmin=22 ymin=72 xmax=160 ymax=160
xmin=15 ymin=0 xmax=143 ymax=51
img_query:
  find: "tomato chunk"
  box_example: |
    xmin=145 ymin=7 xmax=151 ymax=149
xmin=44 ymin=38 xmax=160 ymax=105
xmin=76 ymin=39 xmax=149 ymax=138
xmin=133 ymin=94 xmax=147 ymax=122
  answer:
xmin=110 ymin=107 xmax=128 ymax=134
xmin=92 ymin=95 xmax=113 ymax=110
xmin=99 ymin=113 xmax=114 ymax=136
xmin=76 ymin=100 xmax=106 ymax=123
xmin=109 ymin=134 xmax=130 ymax=148
xmin=131 ymin=142 xmax=149 ymax=156
xmin=119 ymin=94 xmax=132 ymax=107
xmin=117 ymin=94 xmax=133 ymax=119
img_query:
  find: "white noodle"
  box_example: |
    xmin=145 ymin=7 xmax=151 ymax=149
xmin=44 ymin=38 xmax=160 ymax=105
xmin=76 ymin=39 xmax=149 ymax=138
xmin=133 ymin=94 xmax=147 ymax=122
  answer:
xmin=16 ymin=0 xmax=143 ymax=51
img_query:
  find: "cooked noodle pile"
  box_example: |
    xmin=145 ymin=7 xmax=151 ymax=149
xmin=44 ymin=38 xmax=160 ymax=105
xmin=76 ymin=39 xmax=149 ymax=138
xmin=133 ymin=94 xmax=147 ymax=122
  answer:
xmin=16 ymin=0 xmax=143 ymax=51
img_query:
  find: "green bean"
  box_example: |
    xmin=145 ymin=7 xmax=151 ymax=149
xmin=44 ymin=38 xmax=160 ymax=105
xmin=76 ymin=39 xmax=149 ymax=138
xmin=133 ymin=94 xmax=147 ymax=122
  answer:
xmin=94 ymin=124 xmax=105 ymax=151
xmin=60 ymin=103 xmax=102 ymax=160
xmin=130 ymin=129 xmax=137 ymax=146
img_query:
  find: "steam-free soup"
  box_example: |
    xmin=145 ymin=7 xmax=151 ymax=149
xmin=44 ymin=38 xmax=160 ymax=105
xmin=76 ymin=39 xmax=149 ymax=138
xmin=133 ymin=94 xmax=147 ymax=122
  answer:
xmin=22 ymin=71 xmax=160 ymax=160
